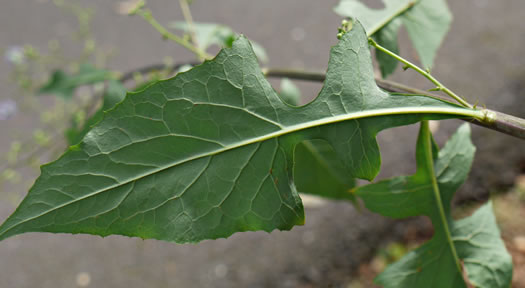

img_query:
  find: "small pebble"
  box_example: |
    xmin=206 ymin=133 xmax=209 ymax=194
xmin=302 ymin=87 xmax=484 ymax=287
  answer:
xmin=76 ymin=272 xmax=91 ymax=287
xmin=513 ymin=236 xmax=525 ymax=254
xmin=214 ymin=264 xmax=228 ymax=278
xmin=290 ymin=27 xmax=306 ymax=42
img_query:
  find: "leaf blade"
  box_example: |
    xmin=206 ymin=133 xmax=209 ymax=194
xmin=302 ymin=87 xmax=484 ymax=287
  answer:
xmin=334 ymin=0 xmax=452 ymax=70
xmin=357 ymin=123 xmax=512 ymax=288
xmin=0 ymin=22 xmax=478 ymax=243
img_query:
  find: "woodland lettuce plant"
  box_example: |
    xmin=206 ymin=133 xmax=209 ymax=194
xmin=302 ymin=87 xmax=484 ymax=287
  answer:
xmin=1 ymin=0 xmax=524 ymax=287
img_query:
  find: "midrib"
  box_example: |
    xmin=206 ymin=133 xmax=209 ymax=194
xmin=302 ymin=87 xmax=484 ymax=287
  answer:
xmin=0 ymin=105 xmax=483 ymax=237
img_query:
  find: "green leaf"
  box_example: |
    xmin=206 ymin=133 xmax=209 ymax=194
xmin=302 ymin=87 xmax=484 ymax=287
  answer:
xmin=249 ymin=42 xmax=269 ymax=64
xmin=334 ymin=0 xmax=452 ymax=71
xmin=66 ymin=80 xmax=127 ymax=145
xmin=71 ymin=65 xmax=197 ymax=146
xmin=279 ymin=78 xmax=301 ymax=106
xmin=0 ymin=22 xmax=479 ymax=243
xmin=452 ymin=202 xmax=513 ymax=288
xmin=402 ymin=0 xmax=452 ymax=69
xmin=171 ymin=22 xmax=268 ymax=62
xmin=356 ymin=123 xmax=512 ymax=287
xmin=38 ymin=64 xmax=114 ymax=99
xmin=374 ymin=18 xmax=402 ymax=78
xmin=278 ymin=81 xmax=357 ymax=202
xmin=294 ymin=140 xmax=356 ymax=201
xmin=334 ymin=0 xmax=414 ymax=35
xmin=67 ymin=73 xmax=191 ymax=146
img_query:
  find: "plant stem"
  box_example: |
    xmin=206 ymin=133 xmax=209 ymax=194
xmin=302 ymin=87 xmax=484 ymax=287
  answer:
xmin=367 ymin=0 xmax=417 ymax=36
xmin=262 ymin=68 xmax=326 ymax=82
xmin=420 ymin=121 xmax=463 ymax=274
xmin=178 ymin=0 xmax=200 ymax=54
xmin=368 ymin=38 xmax=472 ymax=108
xmin=136 ymin=8 xmax=211 ymax=60
xmin=481 ymin=110 xmax=525 ymax=139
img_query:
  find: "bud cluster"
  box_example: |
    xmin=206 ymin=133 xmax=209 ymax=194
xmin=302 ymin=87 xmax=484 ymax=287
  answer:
xmin=337 ymin=19 xmax=352 ymax=39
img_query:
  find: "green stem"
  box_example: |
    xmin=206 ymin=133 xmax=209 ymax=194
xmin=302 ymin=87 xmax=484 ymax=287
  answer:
xmin=368 ymin=38 xmax=472 ymax=108
xmin=178 ymin=0 xmax=200 ymax=55
xmin=420 ymin=120 xmax=463 ymax=274
xmin=136 ymin=8 xmax=211 ymax=60
xmin=368 ymin=0 xmax=417 ymax=36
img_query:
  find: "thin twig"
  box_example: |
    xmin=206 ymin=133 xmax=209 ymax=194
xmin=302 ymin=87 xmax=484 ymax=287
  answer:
xmin=368 ymin=38 xmax=472 ymax=108
xmin=178 ymin=0 xmax=199 ymax=51
xmin=134 ymin=7 xmax=211 ymax=60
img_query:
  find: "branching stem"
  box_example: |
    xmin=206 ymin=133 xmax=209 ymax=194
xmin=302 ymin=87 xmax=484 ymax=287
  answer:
xmin=368 ymin=38 xmax=472 ymax=108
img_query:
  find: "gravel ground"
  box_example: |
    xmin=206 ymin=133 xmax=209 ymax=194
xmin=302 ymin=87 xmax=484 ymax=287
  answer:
xmin=0 ymin=0 xmax=524 ymax=287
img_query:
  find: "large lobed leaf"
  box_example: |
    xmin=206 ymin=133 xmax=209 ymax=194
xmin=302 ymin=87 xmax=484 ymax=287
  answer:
xmin=295 ymin=139 xmax=357 ymax=201
xmin=0 ymin=22 xmax=476 ymax=243
xmin=335 ymin=0 xmax=452 ymax=77
xmin=356 ymin=123 xmax=512 ymax=287
xmin=275 ymin=79 xmax=357 ymax=201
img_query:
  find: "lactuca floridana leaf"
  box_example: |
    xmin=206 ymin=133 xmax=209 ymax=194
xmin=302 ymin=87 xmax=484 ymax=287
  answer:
xmin=334 ymin=0 xmax=414 ymax=35
xmin=294 ymin=140 xmax=356 ymax=201
xmin=356 ymin=123 xmax=512 ymax=287
xmin=334 ymin=0 xmax=452 ymax=75
xmin=38 ymin=64 xmax=114 ymax=99
xmin=276 ymin=81 xmax=357 ymax=201
xmin=0 ymin=22 xmax=481 ymax=243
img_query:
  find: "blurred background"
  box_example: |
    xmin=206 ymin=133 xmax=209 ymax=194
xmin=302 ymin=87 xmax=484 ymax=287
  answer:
xmin=0 ymin=0 xmax=524 ymax=287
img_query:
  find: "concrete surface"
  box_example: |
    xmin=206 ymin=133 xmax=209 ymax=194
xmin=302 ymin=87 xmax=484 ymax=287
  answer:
xmin=0 ymin=0 xmax=524 ymax=287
